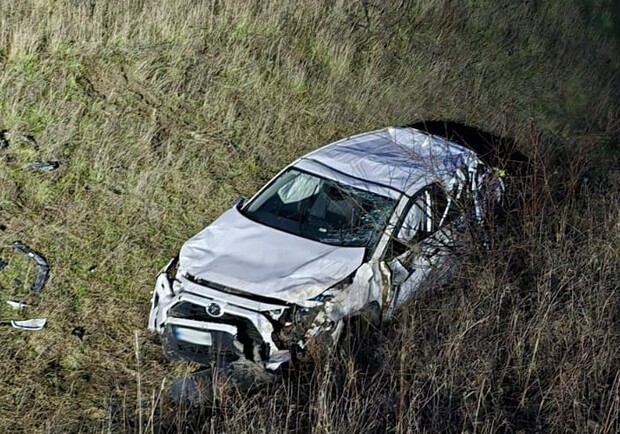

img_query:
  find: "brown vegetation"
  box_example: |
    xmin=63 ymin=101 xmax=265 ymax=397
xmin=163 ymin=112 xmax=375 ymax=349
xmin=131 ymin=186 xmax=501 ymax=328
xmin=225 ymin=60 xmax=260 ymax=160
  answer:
xmin=0 ymin=0 xmax=618 ymax=432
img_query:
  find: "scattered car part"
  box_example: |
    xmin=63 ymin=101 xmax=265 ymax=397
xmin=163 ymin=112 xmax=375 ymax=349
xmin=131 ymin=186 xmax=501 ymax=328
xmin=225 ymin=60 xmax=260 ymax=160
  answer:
xmin=71 ymin=326 xmax=85 ymax=340
xmin=0 ymin=130 xmax=9 ymax=149
xmin=148 ymin=125 xmax=510 ymax=380
xmin=11 ymin=241 xmax=49 ymax=292
xmin=6 ymin=300 xmax=29 ymax=310
xmin=27 ymin=161 xmax=60 ymax=172
xmin=0 ymin=318 xmax=47 ymax=330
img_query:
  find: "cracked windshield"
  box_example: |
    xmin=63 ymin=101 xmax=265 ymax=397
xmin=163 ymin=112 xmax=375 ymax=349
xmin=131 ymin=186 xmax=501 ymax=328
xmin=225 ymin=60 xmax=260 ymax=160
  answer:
xmin=243 ymin=169 xmax=396 ymax=248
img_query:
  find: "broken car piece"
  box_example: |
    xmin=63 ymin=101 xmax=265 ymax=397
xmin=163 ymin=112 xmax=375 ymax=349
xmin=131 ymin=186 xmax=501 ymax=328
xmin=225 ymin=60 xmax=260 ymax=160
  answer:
xmin=0 ymin=318 xmax=47 ymax=330
xmin=11 ymin=241 xmax=49 ymax=292
xmin=6 ymin=300 xmax=29 ymax=310
xmin=0 ymin=130 xmax=9 ymax=149
xmin=71 ymin=326 xmax=85 ymax=340
xmin=148 ymin=125 xmax=510 ymax=379
xmin=27 ymin=161 xmax=60 ymax=172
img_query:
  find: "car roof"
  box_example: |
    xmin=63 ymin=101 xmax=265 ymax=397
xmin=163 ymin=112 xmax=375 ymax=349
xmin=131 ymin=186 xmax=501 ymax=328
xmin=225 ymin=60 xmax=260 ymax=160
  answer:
xmin=295 ymin=127 xmax=477 ymax=197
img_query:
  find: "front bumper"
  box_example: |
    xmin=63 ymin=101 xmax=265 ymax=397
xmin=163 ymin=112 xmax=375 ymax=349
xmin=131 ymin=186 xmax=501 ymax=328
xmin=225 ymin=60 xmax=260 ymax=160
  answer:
xmin=148 ymin=258 xmax=291 ymax=369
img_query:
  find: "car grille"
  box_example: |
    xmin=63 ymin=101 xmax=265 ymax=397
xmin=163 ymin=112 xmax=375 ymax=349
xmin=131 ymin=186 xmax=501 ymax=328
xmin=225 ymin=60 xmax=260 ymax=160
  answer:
xmin=162 ymin=325 xmax=237 ymax=366
xmin=168 ymin=301 xmax=267 ymax=360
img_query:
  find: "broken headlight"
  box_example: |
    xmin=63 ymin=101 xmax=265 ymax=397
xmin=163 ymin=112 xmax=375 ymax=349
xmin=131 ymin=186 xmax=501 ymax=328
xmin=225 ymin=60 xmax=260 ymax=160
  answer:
xmin=275 ymin=273 xmax=356 ymax=347
xmin=275 ymin=305 xmax=322 ymax=346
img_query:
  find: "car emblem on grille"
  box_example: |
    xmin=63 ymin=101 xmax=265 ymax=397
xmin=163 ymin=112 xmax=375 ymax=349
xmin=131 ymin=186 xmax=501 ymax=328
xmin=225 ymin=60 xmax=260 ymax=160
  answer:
xmin=206 ymin=302 xmax=223 ymax=317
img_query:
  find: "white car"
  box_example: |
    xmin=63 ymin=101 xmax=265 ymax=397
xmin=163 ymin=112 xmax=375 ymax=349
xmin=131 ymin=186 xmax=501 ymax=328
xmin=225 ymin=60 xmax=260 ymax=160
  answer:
xmin=148 ymin=125 xmax=505 ymax=371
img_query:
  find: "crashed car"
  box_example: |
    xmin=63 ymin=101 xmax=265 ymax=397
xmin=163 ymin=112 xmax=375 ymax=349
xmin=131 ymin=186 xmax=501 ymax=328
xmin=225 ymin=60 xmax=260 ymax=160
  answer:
xmin=148 ymin=126 xmax=505 ymax=371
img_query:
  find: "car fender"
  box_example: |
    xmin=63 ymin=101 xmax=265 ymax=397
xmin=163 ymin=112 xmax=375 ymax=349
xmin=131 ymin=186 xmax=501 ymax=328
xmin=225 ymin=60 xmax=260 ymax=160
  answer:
xmin=323 ymin=262 xmax=389 ymax=323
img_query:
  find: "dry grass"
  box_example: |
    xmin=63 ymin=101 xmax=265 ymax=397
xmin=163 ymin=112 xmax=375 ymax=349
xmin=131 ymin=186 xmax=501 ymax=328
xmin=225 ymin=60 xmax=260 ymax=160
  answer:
xmin=0 ymin=0 xmax=618 ymax=432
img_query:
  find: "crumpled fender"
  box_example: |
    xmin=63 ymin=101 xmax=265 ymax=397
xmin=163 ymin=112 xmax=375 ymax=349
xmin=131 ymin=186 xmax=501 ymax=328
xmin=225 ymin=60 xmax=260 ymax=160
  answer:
xmin=147 ymin=257 xmax=177 ymax=332
xmin=323 ymin=262 xmax=387 ymax=323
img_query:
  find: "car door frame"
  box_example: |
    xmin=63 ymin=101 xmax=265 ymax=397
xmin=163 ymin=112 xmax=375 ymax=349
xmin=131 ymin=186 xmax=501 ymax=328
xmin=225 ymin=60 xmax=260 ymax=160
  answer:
xmin=371 ymin=173 xmax=466 ymax=317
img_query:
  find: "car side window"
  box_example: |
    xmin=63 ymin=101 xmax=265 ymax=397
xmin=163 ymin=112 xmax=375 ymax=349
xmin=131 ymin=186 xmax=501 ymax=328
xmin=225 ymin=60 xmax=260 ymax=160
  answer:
xmin=396 ymin=183 xmax=460 ymax=244
xmin=397 ymin=189 xmax=430 ymax=243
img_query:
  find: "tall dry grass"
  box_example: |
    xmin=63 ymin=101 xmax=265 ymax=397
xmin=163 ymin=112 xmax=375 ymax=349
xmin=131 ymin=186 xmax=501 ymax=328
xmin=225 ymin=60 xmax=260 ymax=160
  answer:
xmin=0 ymin=0 xmax=618 ymax=432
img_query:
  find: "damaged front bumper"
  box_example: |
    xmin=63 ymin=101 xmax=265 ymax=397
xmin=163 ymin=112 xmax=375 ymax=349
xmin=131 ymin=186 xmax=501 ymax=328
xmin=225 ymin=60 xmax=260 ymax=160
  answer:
xmin=148 ymin=257 xmax=292 ymax=370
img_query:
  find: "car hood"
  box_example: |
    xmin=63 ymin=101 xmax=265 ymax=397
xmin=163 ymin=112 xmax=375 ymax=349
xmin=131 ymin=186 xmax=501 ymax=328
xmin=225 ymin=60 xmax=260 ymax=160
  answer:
xmin=178 ymin=207 xmax=365 ymax=303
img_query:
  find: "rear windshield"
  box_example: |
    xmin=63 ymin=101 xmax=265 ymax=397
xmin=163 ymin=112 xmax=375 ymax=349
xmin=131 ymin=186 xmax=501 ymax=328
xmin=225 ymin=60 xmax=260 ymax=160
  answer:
xmin=242 ymin=169 xmax=396 ymax=249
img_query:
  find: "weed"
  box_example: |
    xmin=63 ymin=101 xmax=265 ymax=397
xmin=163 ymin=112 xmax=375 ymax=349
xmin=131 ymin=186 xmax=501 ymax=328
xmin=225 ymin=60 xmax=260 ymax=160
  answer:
xmin=0 ymin=0 xmax=618 ymax=432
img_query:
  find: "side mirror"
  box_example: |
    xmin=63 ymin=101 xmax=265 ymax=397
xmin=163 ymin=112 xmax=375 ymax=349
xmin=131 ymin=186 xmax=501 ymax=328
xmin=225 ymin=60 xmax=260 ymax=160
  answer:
xmin=231 ymin=196 xmax=245 ymax=209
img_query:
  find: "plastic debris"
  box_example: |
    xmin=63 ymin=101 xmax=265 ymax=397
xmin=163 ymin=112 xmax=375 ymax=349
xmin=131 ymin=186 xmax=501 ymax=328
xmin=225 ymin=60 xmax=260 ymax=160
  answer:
xmin=72 ymin=326 xmax=85 ymax=340
xmin=0 ymin=318 xmax=47 ymax=330
xmin=6 ymin=300 xmax=29 ymax=310
xmin=0 ymin=130 xmax=9 ymax=149
xmin=265 ymin=350 xmax=291 ymax=371
xmin=28 ymin=161 xmax=60 ymax=172
xmin=11 ymin=241 xmax=49 ymax=292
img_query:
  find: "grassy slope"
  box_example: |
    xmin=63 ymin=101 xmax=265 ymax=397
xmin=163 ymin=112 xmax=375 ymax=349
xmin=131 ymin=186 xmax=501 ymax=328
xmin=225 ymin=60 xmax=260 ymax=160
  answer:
xmin=0 ymin=0 xmax=618 ymax=432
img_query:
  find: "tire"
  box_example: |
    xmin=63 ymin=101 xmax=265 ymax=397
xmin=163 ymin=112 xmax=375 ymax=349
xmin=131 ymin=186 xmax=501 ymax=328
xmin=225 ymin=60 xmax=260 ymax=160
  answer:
xmin=167 ymin=359 xmax=275 ymax=406
xmin=339 ymin=303 xmax=382 ymax=365
xmin=168 ymin=368 xmax=216 ymax=406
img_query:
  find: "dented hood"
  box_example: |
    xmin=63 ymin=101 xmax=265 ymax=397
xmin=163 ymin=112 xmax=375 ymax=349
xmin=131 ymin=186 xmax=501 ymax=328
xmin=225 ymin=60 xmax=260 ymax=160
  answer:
xmin=178 ymin=207 xmax=365 ymax=303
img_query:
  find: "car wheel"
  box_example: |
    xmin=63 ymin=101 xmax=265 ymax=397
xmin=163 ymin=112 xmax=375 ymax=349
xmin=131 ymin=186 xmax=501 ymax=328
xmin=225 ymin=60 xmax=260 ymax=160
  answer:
xmin=168 ymin=359 xmax=275 ymax=406
xmin=339 ymin=303 xmax=382 ymax=365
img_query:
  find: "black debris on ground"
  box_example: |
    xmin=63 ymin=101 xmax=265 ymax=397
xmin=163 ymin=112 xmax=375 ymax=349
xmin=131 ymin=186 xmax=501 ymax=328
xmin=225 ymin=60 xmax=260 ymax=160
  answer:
xmin=71 ymin=327 xmax=85 ymax=340
xmin=0 ymin=130 xmax=9 ymax=149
